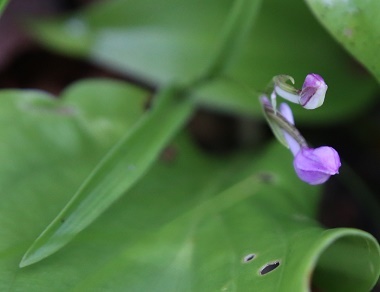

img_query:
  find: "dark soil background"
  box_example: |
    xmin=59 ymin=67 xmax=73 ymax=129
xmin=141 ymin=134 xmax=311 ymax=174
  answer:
xmin=1 ymin=0 xmax=379 ymax=290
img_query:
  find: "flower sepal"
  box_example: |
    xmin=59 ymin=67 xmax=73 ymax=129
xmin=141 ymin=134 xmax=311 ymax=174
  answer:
xmin=273 ymin=75 xmax=299 ymax=104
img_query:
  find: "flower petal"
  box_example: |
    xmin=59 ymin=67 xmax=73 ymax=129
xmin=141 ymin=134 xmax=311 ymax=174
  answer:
xmin=293 ymin=146 xmax=341 ymax=185
xmin=299 ymin=73 xmax=328 ymax=109
xmin=279 ymin=103 xmax=300 ymax=156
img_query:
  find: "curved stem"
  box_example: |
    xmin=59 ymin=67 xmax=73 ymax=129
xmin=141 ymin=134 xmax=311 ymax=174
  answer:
xmin=199 ymin=0 xmax=262 ymax=81
xmin=263 ymin=103 xmax=308 ymax=148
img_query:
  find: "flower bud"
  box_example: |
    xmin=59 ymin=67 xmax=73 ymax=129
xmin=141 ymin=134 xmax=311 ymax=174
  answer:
xmin=273 ymin=74 xmax=328 ymax=109
xmin=299 ymin=73 xmax=328 ymax=109
xmin=293 ymin=146 xmax=341 ymax=185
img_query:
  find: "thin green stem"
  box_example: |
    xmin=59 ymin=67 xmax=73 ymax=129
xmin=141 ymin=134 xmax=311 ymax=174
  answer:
xmin=263 ymin=103 xmax=308 ymax=148
xmin=200 ymin=0 xmax=261 ymax=81
xmin=0 ymin=0 xmax=8 ymax=17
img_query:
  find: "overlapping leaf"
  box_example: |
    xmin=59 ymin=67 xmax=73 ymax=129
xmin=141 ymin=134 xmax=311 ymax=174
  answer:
xmin=306 ymin=0 xmax=380 ymax=83
xmin=0 ymin=80 xmax=378 ymax=290
xmin=29 ymin=0 xmax=379 ymax=123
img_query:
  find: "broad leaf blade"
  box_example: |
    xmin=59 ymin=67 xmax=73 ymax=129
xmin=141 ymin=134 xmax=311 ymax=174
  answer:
xmin=306 ymin=0 xmax=380 ymax=83
xmin=20 ymin=84 xmax=194 ymax=267
xmin=0 ymin=87 xmax=378 ymax=290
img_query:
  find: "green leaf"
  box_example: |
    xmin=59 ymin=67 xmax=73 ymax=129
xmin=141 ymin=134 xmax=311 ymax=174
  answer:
xmin=199 ymin=0 xmax=262 ymax=79
xmin=306 ymin=0 xmax=380 ymax=83
xmin=20 ymin=83 xmax=194 ymax=267
xmin=0 ymin=85 xmax=378 ymax=289
xmin=29 ymin=0 xmax=236 ymax=83
xmin=0 ymin=78 xmax=147 ymax=258
xmin=0 ymin=97 xmax=378 ymax=291
xmin=29 ymin=0 xmax=379 ymax=124
xmin=0 ymin=0 xmax=8 ymax=17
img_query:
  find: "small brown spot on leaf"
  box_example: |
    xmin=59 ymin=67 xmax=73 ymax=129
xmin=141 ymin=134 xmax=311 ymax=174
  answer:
xmin=256 ymin=172 xmax=275 ymax=184
xmin=160 ymin=146 xmax=177 ymax=163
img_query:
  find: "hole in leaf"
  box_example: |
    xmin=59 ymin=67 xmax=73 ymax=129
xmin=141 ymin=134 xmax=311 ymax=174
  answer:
xmin=260 ymin=261 xmax=280 ymax=275
xmin=243 ymin=254 xmax=256 ymax=263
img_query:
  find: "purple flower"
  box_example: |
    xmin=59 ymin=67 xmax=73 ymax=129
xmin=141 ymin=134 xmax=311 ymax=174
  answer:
xmin=279 ymin=103 xmax=341 ymax=185
xmin=273 ymin=74 xmax=328 ymax=109
xmin=300 ymin=74 xmax=328 ymax=109
xmin=293 ymin=147 xmax=341 ymax=185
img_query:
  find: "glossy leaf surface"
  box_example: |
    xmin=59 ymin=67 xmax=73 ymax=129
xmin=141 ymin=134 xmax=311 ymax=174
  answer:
xmin=20 ymin=83 xmax=194 ymax=267
xmin=0 ymin=81 xmax=378 ymax=290
xmin=306 ymin=0 xmax=380 ymax=83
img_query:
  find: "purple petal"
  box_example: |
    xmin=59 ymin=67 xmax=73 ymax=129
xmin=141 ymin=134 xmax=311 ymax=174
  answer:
xmin=303 ymin=73 xmax=324 ymax=87
xmin=279 ymin=103 xmax=300 ymax=156
xmin=279 ymin=102 xmax=294 ymax=124
xmin=300 ymin=73 xmax=328 ymax=109
xmin=293 ymin=146 xmax=341 ymax=185
xmin=260 ymin=95 xmax=271 ymax=106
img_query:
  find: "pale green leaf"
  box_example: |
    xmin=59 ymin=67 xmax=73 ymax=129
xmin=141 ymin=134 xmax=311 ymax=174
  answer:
xmin=0 ymin=84 xmax=378 ymax=290
xmin=306 ymin=0 xmax=380 ymax=83
xmin=20 ymin=83 xmax=194 ymax=267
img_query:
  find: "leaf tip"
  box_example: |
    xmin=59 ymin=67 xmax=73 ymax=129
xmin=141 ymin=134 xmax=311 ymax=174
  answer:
xmin=19 ymin=253 xmax=37 ymax=268
xmin=19 ymin=237 xmax=60 ymax=268
xmin=19 ymin=247 xmax=47 ymax=268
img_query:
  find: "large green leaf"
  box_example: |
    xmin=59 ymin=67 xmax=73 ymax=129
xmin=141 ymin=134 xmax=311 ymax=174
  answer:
xmin=29 ymin=0 xmax=236 ymax=83
xmin=0 ymin=79 xmax=144 ymax=266
xmin=306 ymin=0 xmax=380 ymax=83
xmin=29 ymin=0 xmax=379 ymax=124
xmin=0 ymin=82 xmax=378 ymax=290
xmin=20 ymin=83 xmax=194 ymax=267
